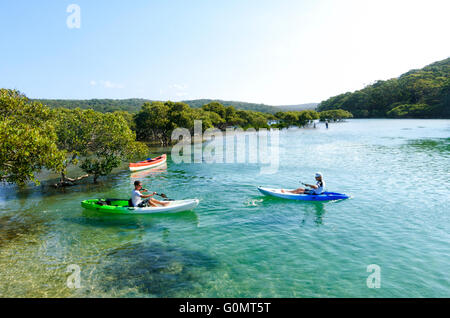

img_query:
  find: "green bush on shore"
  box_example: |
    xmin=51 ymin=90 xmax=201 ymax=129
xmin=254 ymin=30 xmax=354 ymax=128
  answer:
xmin=319 ymin=109 xmax=353 ymax=122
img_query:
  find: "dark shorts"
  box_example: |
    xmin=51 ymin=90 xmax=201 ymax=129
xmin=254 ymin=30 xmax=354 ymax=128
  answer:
xmin=304 ymin=189 xmax=316 ymax=195
xmin=137 ymin=199 xmax=149 ymax=207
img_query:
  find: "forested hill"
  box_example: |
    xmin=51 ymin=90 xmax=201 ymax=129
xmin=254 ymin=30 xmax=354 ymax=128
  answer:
xmin=276 ymin=103 xmax=319 ymax=111
xmin=34 ymin=98 xmax=151 ymax=113
xmin=317 ymin=57 xmax=450 ymax=118
xmin=182 ymin=99 xmax=278 ymax=113
xmin=35 ymin=98 xmax=280 ymax=114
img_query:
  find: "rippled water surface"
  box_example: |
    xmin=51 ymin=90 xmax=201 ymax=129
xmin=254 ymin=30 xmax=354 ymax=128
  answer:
xmin=0 ymin=119 xmax=449 ymax=297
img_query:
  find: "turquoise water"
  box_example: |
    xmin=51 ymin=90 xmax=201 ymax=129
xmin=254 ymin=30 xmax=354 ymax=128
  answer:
xmin=0 ymin=119 xmax=449 ymax=297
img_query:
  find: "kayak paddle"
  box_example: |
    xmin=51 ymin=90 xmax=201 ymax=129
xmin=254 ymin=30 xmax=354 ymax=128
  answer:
xmin=142 ymin=188 xmax=173 ymax=201
xmin=156 ymin=193 xmax=175 ymax=201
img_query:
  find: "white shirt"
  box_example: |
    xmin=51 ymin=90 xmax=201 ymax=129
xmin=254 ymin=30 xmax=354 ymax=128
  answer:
xmin=131 ymin=189 xmax=143 ymax=207
xmin=313 ymin=180 xmax=326 ymax=194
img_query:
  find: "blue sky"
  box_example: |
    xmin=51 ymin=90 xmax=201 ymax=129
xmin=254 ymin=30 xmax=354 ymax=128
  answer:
xmin=0 ymin=0 xmax=449 ymax=105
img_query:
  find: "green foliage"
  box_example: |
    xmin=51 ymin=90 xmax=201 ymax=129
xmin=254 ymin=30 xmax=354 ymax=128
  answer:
xmin=277 ymin=103 xmax=319 ymax=111
xmin=319 ymin=109 xmax=353 ymax=121
xmin=298 ymin=110 xmax=320 ymax=124
xmin=134 ymin=100 xmax=278 ymax=145
xmin=386 ymin=103 xmax=433 ymax=118
xmin=203 ymin=103 xmax=269 ymax=129
xmin=184 ymin=99 xmax=279 ymax=113
xmin=80 ymin=155 xmax=122 ymax=183
xmin=202 ymin=102 xmax=227 ymax=118
xmin=191 ymin=108 xmax=225 ymax=131
xmin=167 ymin=101 xmax=196 ymax=130
xmin=34 ymin=98 xmax=152 ymax=114
xmin=0 ymin=89 xmax=65 ymax=185
xmin=54 ymin=108 xmax=148 ymax=182
xmin=238 ymin=110 xmax=270 ymax=129
xmin=134 ymin=101 xmax=190 ymax=146
xmin=53 ymin=108 xmax=95 ymax=157
xmin=318 ymin=57 xmax=450 ymax=118
xmin=114 ymin=110 xmax=136 ymax=131
xmin=135 ymin=101 xmax=171 ymax=144
xmin=34 ymin=98 xmax=281 ymax=114
xmin=274 ymin=110 xmax=320 ymax=128
xmin=435 ymin=78 xmax=450 ymax=118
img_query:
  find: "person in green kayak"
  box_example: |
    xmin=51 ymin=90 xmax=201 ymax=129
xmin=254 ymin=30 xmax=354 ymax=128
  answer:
xmin=281 ymin=172 xmax=326 ymax=195
xmin=132 ymin=180 xmax=170 ymax=207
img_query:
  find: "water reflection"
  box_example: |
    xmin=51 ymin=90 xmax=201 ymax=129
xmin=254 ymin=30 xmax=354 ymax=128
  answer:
xmin=0 ymin=171 xmax=132 ymax=203
xmin=257 ymin=196 xmax=328 ymax=226
xmin=300 ymin=202 xmax=326 ymax=226
xmin=130 ymin=163 xmax=168 ymax=179
xmin=79 ymin=209 xmax=199 ymax=227
xmin=405 ymin=138 xmax=450 ymax=153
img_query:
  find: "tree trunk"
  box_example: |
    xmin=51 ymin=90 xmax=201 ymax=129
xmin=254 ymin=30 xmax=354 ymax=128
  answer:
xmin=53 ymin=172 xmax=90 ymax=188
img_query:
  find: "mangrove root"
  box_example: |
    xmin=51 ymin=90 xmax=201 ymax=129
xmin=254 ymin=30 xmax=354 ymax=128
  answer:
xmin=53 ymin=174 xmax=90 ymax=188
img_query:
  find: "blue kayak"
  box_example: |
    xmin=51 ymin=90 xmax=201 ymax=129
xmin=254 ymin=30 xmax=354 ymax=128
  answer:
xmin=258 ymin=186 xmax=349 ymax=201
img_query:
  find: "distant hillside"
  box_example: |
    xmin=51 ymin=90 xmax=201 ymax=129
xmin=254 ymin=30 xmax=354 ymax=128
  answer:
xmin=34 ymin=98 xmax=151 ymax=113
xmin=35 ymin=98 xmax=280 ymax=114
xmin=181 ymin=99 xmax=278 ymax=113
xmin=275 ymin=103 xmax=319 ymax=112
xmin=318 ymin=57 xmax=450 ymax=118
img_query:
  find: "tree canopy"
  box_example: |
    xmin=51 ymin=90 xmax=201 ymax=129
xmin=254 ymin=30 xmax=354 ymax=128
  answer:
xmin=0 ymin=89 xmax=65 ymax=185
xmin=134 ymin=101 xmax=277 ymax=146
xmin=1 ymin=89 xmax=147 ymax=186
xmin=54 ymin=108 xmax=147 ymax=184
xmin=34 ymin=98 xmax=281 ymax=114
xmin=274 ymin=110 xmax=320 ymax=128
xmin=319 ymin=109 xmax=353 ymax=122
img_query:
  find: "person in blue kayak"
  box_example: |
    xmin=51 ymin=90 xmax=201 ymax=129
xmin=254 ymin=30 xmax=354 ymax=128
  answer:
xmin=132 ymin=180 xmax=170 ymax=207
xmin=281 ymin=172 xmax=326 ymax=195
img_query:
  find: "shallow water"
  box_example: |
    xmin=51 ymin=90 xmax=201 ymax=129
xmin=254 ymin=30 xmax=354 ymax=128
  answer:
xmin=0 ymin=119 xmax=449 ymax=297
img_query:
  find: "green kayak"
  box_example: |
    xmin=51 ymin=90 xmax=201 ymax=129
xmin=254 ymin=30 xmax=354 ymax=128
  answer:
xmin=81 ymin=198 xmax=199 ymax=214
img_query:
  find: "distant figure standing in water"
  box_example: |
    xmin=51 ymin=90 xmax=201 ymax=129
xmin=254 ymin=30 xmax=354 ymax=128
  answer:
xmin=325 ymin=121 xmax=329 ymax=129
